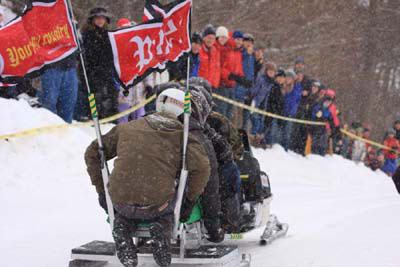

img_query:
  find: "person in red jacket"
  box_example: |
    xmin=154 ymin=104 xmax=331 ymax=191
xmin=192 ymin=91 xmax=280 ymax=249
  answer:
xmin=382 ymin=129 xmax=400 ymax=176
xmin=198 ymin=25 xmax=221 ymax=90
xmin=213 ymin=26 xmax=245 ymax=119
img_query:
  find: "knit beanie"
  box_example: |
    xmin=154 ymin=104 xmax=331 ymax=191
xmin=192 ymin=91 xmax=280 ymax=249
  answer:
xmin=203 ymin=25 xmax=216 ymax=37
xmin=216 ymin=26 xmax=229 ymax=38
xmin=232 ymin=31 xmax=244 ymax=39
xmin=285 ymin=69 xmax=296 ymax=80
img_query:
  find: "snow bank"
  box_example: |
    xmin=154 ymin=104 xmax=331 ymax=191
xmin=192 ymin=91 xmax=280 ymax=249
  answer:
xmin=0 ymin=99 xmax=112 ymax=267
xmin=0 ymin=98 xmax=399 ymax=267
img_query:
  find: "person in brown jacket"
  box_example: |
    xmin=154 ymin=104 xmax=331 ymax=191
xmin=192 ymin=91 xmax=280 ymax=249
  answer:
xmin=85 ymin=88 xmax=210 ymax=267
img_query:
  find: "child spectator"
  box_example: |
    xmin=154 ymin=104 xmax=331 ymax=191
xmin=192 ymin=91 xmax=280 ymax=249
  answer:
xmin=352 ymin=128 xmax=367 ymax=163
xmin=382 ymin=129 xmax=400 ymax=176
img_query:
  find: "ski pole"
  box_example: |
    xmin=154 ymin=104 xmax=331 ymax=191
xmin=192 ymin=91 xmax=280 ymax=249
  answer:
xmin=66 ymin=0 xmax=115 ymax=230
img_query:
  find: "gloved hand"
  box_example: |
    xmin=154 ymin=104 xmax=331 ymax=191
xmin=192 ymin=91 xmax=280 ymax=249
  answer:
xmin=98 ymin=191 xmax=108 ymax=214
xmin=123 ymin=89 xmax=130 ymax=97
xmin=244 ymin=79 xmax=253 ymax=88
xmin=180 ymin=198 xmax=196 ymax=222
xmin=228 ymin=73 xmax=246 ymax=85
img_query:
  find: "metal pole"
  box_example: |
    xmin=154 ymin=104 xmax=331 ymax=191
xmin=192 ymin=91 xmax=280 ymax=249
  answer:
xmin=173 ymin=54 xmax=191 ymax=240
xmin=66 ymin=0 xmax=115 ymax=230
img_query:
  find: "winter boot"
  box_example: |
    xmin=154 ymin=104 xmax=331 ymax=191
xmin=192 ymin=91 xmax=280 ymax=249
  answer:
xmin=150 ymin=222 xmax=172 ymax=267
xmin=112 ymin=216 xmax=138 ymax=267
xmin=204 ymin=219 xmax=225 ymax=243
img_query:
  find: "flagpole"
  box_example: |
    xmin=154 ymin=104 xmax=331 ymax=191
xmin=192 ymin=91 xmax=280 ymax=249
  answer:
xmin=66 ymin=0 xmax=115 ymax=230
xmin=173 ymin=3 xmax=192 ymax=239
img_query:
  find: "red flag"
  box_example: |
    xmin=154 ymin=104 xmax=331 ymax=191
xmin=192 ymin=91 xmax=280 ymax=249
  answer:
xmin=0 ymin=0 xmax=78 ymax=80
xmin=109 ymin=0 xmax=191 ymax=88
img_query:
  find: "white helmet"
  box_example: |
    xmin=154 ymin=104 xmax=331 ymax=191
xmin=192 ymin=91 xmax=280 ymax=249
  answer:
xmin=156 ymin=88 xmax=185 ymax=117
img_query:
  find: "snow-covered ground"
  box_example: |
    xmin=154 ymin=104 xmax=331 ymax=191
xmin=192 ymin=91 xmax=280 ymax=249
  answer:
xmin=1 ymin=98 xmax=399 ymax=267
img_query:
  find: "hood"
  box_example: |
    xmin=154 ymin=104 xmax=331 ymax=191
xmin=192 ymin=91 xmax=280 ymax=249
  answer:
xmin=145 ymin=112 xmax=183 ymax=132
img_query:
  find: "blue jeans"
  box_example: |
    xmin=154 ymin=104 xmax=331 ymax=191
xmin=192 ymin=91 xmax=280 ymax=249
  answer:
xmin=250 ymin=114 xmax=264 ymax=135
xmin=214 ymin=86 xmax=234 ymax=119
xmin=39 ymin=68 xmax=78 ymax=123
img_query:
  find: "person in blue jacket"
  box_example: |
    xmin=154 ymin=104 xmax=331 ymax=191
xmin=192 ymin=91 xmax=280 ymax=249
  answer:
xmin=282 ymin=69 xmax=302 ymax=151
xmin=249 ymin=62 xmax=277 ymax=145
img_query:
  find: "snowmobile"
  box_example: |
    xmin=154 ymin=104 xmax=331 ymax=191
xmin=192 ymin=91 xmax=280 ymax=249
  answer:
xmin=69 ymin=131 xmax=288 ymax=267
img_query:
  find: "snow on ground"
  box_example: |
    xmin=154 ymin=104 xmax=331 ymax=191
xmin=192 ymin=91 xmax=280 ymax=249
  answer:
xmin=1 ymin=98 xmax=399 ymax=267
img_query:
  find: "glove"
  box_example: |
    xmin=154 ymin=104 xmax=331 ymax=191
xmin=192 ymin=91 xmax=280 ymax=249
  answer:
xmin=228 ymin=73 xmax=246 ymax=85
xmin=244 ymin=79 xmax=253 ymax=88
xmin=180 ymin=198 xmax=196 ymax=223
xmin=123 ymin=89 xmax=130 ymax=97
xmin=98 ymin=191 xmax=108 ymax=214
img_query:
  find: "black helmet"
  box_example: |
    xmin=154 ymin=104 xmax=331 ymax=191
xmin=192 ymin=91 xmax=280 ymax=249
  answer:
xmin=88 ymin=7 xmax=111 ymax=24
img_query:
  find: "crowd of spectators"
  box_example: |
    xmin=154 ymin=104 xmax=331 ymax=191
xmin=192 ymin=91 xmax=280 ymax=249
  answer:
xmin=0 ymin=8 xmax=399 ymax=176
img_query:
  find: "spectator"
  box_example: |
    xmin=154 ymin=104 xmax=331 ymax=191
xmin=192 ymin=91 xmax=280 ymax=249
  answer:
xmin=282 ymin=69 xmax=302 ymax=151
xmin=82 ymin=7 xmax=118 ymax=119
xmin=340 ymin=123 xmax=352 ymax=159
xmin=254 ymin=48 xmax=264 ymax=78
xmin=168 ymin=32 xmax=202 ymax=81
xmin=352 ymin=128 xmax=367 ymax=163
xmin=38 ymin=53 xmax=78 ymax=123
xmin=394 ymin=120 xmax=400 ymax=141
xmin=250 ymin=62 xmax=277 ymax=146
xmin=310 ymin=96 xmax=334 ymax=156
xmin=325 ymin=89 xmax=340 ymax=153
xmin=215 ymin=26 xmax=244 ymax=119
xmin=294 ymin=57 xmax=313 ymax=92
xmin=292 ymin=70 xmax=309 ymax=155
xmin=265 ymin=69 xmax=286 ymax=147
xmin=382 ymin=129 xmax=400 ymax=176
xmin=198 ymin=25 xmax=221 ymax=90
xmin=239 ymin=33 xmax=256 ymax=130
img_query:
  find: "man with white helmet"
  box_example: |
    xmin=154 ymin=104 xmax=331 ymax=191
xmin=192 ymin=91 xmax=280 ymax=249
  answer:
xmin=85 ymin=88 xmax=210 ymax=267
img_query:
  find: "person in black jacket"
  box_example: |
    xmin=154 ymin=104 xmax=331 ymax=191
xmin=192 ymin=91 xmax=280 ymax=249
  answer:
xmin=264 ymin=69 xmax=286 ymax=146
xmin=82 ymin=7 xmax=118 ymax=119
xmin=167 ymin=32 xmax=202 ymax=81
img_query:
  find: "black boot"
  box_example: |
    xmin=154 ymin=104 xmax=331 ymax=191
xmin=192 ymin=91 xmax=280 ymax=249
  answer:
xmin=112 ymin=216 xmax=138 ymax=267
xmin=149 ymin=222 xmax=171 ymax=267
xmin=204 ymin=219 xmax=225 ymax=243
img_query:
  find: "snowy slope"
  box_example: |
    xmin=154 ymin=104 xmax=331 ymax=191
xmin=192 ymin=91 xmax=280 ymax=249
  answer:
xmin=1 ymin=98 xmax=399 ymax=267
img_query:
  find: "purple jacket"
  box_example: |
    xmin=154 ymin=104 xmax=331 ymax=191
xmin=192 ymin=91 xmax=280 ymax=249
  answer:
xmin=251 ymin=74 xmax=275 ymax=109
